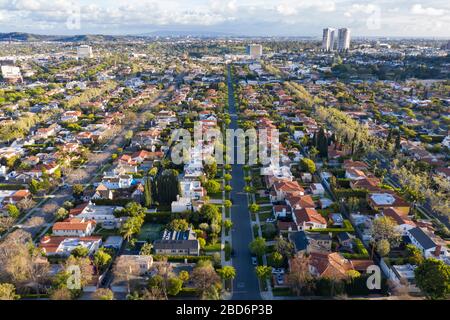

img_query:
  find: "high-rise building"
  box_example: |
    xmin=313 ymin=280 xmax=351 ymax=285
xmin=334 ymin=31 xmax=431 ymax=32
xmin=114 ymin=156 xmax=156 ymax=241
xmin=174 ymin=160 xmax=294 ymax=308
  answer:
xmin=247 ymin=44 xmax=263 ymax=59
xmin=322 ymin=28 xmax=336 ymax=52
xmin=77 ymin=45 xmax=93 ymax=59
xmin=337 ymin=28 xmax=351 ymax=52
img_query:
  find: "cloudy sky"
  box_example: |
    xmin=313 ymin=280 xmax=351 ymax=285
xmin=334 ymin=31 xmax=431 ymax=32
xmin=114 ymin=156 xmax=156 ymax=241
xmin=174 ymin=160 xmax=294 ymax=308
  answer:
xmin=0 ymin=0 xmax=449 ymax=37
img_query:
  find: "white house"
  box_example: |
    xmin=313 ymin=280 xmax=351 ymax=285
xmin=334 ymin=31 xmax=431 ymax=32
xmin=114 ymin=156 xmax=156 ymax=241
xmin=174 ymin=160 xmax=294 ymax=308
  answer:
xmin=52 ymin=218 xmax=96 ymax=237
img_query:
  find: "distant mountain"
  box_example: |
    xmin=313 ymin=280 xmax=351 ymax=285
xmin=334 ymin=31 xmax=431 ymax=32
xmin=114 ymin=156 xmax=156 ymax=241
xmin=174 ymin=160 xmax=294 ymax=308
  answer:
xmin=137 ymin=30 xmax=236 ymax=38
xmin=0 ymin=32 xmax=135 ymax=42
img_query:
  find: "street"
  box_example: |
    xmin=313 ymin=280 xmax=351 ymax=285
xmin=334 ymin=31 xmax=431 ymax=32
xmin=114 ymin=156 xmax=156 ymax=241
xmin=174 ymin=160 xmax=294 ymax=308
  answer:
xmin=227 ymin=65 xmax=261 ymax=300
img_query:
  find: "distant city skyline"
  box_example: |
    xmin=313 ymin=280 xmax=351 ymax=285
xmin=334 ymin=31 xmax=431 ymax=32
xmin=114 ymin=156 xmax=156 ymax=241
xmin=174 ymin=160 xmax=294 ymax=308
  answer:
xmin=0 ymin=0 xmax=449 ymax=38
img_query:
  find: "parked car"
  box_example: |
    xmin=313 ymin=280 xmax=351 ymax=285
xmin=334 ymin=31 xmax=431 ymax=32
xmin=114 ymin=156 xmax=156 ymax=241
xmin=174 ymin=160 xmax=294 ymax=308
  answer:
xmin=266 ymin=218 xmax=276 ymax=223
xmin=272 ymin=268 xmax=285 ymax=274
xmin=276 ymin=274 xmax=284 ymax=285
xmin=251 ymin=256 xmax=258 ymax=265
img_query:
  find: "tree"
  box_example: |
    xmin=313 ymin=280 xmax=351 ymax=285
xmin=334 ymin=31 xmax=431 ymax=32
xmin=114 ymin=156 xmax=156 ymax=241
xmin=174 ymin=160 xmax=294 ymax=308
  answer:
xmin=376 ymin=239 xmax=391 ymax=257
xmin=167 ymin=219 xmax=189 ymax=231
xmin=316 ymin=127 xmax=328 ymax=158
xmin=140 ymin=243 xmax=153 ymax=256
xmin=93 ymin=248 xmax=112 ymax=274
xmin=370 ymin=216 xmax=401 ymax=258
xmin=144 ymin=178 xmax=153 ymax=208
xmin=223 ymin=220 xmax=233 ymax=232
xmin=199 ymin=204 xmax=221 ymax=224
xmin=156 ymin=169 xmax=180 ymax=205
xmin=0 ymin=241 xmax=50 ymax=295
xmin=167 ymin=277 xmax=183 ymax=296
xmin=179 ymin=270 xmax=190 ymax=283
xmin=198 ymin=237 xmax=206 ymax=249
xmin=415 ymin=258 xmax=450 ymax=300
xmin=268 ymin=252 xmax=284 ymax=268
xmin=218 ymin=266 xmax=236 ymax=290
xmin=224 ymin=200 xmax=232 ymax=208
xmin=406 ymin=244 xmax=424 ymax=265
xmin=55 ymin=207 xmax=68 ymax=221
xmin=71 ymin=246 xmax=89 ymax=258
xmin=300 ymin=158 xmax=316 ymax=174
xmin=287 ymin=253 xmax=315 ymax=296
xmin=6 ymin=204 xmax=20 ymax=219
xmin=204 ymin=180 xmax=221 ymax=194
xmin=255 ymin=265 xmax=271 ymax=281
xmin=50 ymin=287 xmax=73 ymax=300
xmin=92 ymin=288 xmax=114 ymax=300
xmin=191 ymin=260 xmax=221 ymax=300
xmin=275 ymin=237 xmax=295 ymax=259
xmin=224 ymin=174 xmax=232 ymax=182
xmin=249 ymin=237 xmax=266 ymax=257
xmin=0 ymin=283 xmax=19 ymax=300
xmin=204 ymin=159 xmax=217 ymax=179
xmin=72 ymin=184 xmax=84 ymax=197
xmin=249 ymin=203 xmax=260 ymax=213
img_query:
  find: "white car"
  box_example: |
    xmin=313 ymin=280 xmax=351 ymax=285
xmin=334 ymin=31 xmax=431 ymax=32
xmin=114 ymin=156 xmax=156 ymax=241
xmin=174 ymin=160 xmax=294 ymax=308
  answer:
xmin=266 ymin=218 xmax=276 ymax=223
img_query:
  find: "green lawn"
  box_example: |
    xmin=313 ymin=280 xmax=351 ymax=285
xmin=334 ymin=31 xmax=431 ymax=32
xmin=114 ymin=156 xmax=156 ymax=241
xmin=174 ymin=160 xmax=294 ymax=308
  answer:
xmin=137 ymin=223 xmax=164 ymax=242
xmin=258 ymin=211 xmax=273 ymax=221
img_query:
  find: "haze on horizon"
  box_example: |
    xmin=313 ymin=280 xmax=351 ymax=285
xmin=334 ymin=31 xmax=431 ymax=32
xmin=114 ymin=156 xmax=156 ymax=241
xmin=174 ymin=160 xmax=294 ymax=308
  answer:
xmin=0 ymin=0 xmax=449 ymax=38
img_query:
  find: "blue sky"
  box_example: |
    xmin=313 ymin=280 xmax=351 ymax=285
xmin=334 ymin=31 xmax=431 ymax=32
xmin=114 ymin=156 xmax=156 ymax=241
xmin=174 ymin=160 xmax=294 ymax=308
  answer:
xmin=0 ymin=0 xmax=449 ymax=37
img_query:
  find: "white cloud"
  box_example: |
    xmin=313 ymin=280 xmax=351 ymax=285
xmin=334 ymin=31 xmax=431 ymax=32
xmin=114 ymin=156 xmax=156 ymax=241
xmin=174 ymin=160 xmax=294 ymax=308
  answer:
xmin=411 ymin=4 xmax=445 ymax=16
xmin=345 ymin=4 xmax=379 ymax=17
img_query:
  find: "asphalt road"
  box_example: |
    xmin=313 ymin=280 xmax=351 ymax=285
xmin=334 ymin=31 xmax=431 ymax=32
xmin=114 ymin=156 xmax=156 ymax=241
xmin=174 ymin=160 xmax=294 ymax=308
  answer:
xmin=227 ymin=65 xmax=261 ymax=300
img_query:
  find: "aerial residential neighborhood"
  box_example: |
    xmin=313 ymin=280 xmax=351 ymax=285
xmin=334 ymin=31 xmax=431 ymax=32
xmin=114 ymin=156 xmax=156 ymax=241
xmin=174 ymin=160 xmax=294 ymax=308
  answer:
xmin=0 ymin=0 xmax=449 ymax=308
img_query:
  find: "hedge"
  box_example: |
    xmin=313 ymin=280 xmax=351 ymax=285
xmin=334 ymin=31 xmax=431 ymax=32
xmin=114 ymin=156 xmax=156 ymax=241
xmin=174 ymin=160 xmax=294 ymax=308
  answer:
xmin=92 ymin=199 xmax=134 ymax=206
xmin=310 ymin=220 xmax=354 ymax=233
xmin=0 ymin=184 xmax=27 ymax=190
xmin=334 ymin=188 xmax=368 ymax=199
xmin=152 ymin=255 xmax=212 ymax=263
xmin=177 ymin=288 xmax=199 ymax=297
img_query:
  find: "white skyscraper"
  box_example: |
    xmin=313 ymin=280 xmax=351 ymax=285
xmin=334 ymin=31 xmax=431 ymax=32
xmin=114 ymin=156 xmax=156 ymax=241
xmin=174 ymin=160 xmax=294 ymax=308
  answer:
xmin=247 ymin=44 xmax=263 ymax=59
xmin=337 ymin=28 xmax=351 ymax=52
xmin=77 ymin=45 xmax=93 ymax=59
xmin=322 ymin=28 xmax=336 ymax=52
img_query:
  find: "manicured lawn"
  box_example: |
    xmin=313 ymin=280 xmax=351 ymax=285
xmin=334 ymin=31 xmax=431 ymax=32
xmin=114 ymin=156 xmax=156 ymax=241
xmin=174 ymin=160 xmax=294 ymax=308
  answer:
xmin=203 ymin=243 xmax=222 ymax=252
xmin=137 ymin=223 xmax=164 ymax=241
xmin=258 ymin=211 xmax=273 ymax=221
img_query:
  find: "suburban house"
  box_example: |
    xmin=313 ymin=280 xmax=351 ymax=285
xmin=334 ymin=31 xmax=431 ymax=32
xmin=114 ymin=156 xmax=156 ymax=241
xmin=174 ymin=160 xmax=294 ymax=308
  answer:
xmin=293 ymin=208 xmax=327 ymax=230
xmin=153 ymin=228 xmax=200 ymax=256
xmin=52 ymin=217 xmax=96 ymax=237
xmin=114 ymin=255 xmax=154 ymax=276
xmin=270 ymin=180 xmax=305 ymax=202
xmin=179 ymin=179 xmax=206 ymax=200
xmin=308 ymin=252 xmax=373 ymax=279
xmin=289 ymin=231 xmax=332 ymax=254
xmin=406 ymin=227 xmax=449 ymax=260
xmin=39 ymin=235 xmax=102 ymax=257
xmin=286 ymin=194 xmax=316 ymax=211
xmin=382 ymin=207 xmax=416 ymax=235
xmin=367 ymin=192 xmax=410 ymax=215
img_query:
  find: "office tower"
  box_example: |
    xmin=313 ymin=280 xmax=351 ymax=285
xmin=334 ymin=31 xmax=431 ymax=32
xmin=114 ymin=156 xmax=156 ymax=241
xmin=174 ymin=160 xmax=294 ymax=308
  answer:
xmin=247 ymin=44 xmax=263 ymax=59
xmin=322 ymin=28 xmax=336 ymax=52
xmin=77 ymin=45 xmax=94 ymax=59
xmin=337 ymin=28 xmax=351 ymax=52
